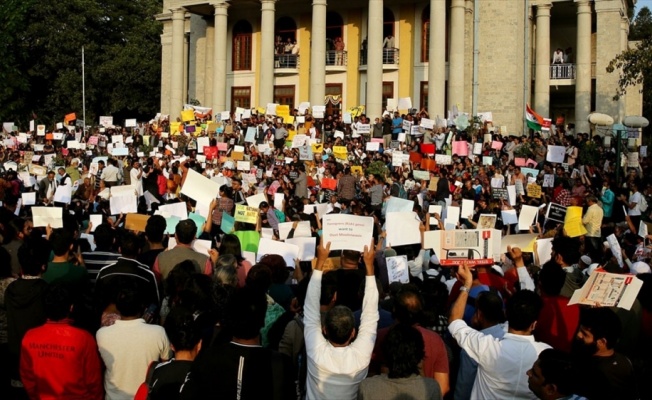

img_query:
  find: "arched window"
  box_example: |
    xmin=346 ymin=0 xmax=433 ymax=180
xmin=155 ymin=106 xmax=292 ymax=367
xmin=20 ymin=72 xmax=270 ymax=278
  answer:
xmin=232 ymin=20 xmax=252 ymax=71
xmin=421 ymin=6 xmax=449 ymax=63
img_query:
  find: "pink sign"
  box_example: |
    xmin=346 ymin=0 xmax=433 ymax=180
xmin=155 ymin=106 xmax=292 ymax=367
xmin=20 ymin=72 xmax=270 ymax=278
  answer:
xmin=452 ymin=141 xmax=468 ymax=156
xmin=491 ymin=141 xmax=503 ymax=150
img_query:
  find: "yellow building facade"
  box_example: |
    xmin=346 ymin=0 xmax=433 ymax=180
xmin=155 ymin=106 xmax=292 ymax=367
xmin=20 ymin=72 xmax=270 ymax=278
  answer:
xmin=158 ymin=0 xmax=641 ymax=135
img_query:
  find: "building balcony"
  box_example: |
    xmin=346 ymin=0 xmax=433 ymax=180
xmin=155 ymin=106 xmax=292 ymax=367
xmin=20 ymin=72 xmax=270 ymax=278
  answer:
xmin=550 ymin=63 xmax=575 ymax=79
xmin=359 ymin=48 xmax=400 ymax=71
xmin=274 ymin=54 xmax=299 ymax=75
xmin=325 ymin=50 xmax=347 ymax=72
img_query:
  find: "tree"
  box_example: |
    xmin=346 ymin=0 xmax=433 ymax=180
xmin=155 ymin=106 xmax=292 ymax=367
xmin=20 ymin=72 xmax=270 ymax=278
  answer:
xmin=607 ymin=7 xmax=651 ymax=137
xmin=0 ymin=0 xmax=162 ymax=129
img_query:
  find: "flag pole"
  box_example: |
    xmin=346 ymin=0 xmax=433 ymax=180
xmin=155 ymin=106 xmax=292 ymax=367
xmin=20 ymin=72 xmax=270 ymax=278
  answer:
xmin=82 ymin=46 xmax=86 ymax=131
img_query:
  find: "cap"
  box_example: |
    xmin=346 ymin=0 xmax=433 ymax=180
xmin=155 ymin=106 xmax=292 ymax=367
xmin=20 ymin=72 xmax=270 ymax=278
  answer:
xmin=580 ymin=255 xmax=592 ymax=265
xmin=630 ymin=261 xmax=651 ymax=275
xmin=491 ymin=265 xmax=505 ymax=276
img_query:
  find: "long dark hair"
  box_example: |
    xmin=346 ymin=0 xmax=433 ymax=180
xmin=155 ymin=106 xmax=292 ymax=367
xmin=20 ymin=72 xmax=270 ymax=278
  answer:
xmin=218 ymin=234 xmax=245 ymax=263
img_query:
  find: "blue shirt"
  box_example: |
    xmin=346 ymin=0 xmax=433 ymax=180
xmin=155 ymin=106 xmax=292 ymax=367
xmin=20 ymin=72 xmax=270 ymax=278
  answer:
xmin=392 ymin=117 xmax=403 ymax=134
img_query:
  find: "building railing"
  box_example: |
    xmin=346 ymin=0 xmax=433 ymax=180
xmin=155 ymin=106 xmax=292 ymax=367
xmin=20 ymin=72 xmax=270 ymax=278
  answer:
xmin=274 ymin=54 xmax=300 ymax=69
xmin=550 ymin=63 xmax=576 ymax=79
xmin=325 ymin=50 xmax=347 ymax=67
xmin=359 ymin=48 xmax=400 ymax=66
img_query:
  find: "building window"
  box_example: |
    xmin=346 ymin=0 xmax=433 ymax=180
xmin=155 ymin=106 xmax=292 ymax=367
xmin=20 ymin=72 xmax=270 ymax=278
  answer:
xmin=231 ymin=86 xmax=251 ymax=111
xmin=421 ymin=6 xmax=449 ymax=63
xmin=384 ymin=8 xmax=395 ymax=39
xmin=382 ymin=82 xmax=394 ymax=110
xmin=232 ymin=20 xmax=252 ymax=71
xmin=325 ymin=84 xmax=342 ymax=116
xmin=420 ymin=81 xmax=428 ymax=111
xmin=274 ymin=85 xmax=295 ymax=110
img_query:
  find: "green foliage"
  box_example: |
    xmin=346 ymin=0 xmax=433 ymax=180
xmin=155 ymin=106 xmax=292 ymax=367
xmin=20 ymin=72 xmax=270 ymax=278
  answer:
xmin=365 ymin=160 xmax=389 ymax=178
xmin=514 ymin=143 xmax=534 ymax=158
xmin=578 ymin=141 xmax=600 ymax=166
xmin=608 ymin=7 xmax=651 ymax=137
xmin=0 ymin=0 xmax=163 ymax=129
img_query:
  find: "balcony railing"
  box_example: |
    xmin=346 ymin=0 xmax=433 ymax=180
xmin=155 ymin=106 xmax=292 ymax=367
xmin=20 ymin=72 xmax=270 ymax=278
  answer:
xmin=359 ymin=48 xmax=400 ymax=66
xmin=325 ymin=50 xmax=347 ymax=67
xmin=274 ymin=54 xmax=300 ymax=69
xmin=550 ymin=63 xmax=576 ymax=79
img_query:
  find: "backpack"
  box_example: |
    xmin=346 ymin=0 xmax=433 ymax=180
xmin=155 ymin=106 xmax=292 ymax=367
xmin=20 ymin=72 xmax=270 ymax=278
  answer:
xmin=393 ymin=182 xmax=407 ymax=199
xmin=639 ymin=194 xmax=648 ymax=213
xmin=274 ymin=208 xmax=286 ymax=223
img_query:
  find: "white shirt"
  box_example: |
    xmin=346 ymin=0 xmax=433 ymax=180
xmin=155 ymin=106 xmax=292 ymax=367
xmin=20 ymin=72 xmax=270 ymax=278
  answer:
xmin=628 ymin=191 xmax=641 ymax=216
xmin=101 ymin=164 xmax=121 ymax=183
xmin=96 ymin=319 xmax=171 ymax=399
xmin=449 ymin=319 xmax=550 ymax=400
xmin=304 ymin=271 xmax=379 ymax=400
xmin=130 ymin=167 xmax=143 ymax=196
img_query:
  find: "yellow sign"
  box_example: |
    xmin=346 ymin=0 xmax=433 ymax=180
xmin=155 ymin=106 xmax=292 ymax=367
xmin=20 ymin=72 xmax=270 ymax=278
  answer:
xmin=348 ymin=106 xmax=365 ymax=118
xmin=181 ymin=109 xmax=195 ymax=122
xmin=234 ymin=204 xmax=259 ymax=224
xmin=350 ymin=166 xmax=363 ymax=175
xmin=333 ymin=146 xmax=347 ymax=154
xmin=526 ymin=183 xmax=542 ymax=198
xmin=311 ymin=143 xmax=323 ymax=153
xmin=170 ymin=122 xmax=181 ymax=135
xmin=564 ymin=206 xmax=587 ymax=238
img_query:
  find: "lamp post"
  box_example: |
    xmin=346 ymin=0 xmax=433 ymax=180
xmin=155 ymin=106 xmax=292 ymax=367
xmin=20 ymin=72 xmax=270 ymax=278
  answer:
xmin=588 ymin=112 xmax=616 ymax=181
xmin=623 ymin=115 xmax=650 ymax=182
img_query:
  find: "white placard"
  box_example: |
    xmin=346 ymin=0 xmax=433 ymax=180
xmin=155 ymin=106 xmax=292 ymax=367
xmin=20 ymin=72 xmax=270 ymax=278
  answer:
xmin=257 ymin=238 xmax=299 ymax=267
xmin=100 ymin=116 xmax=113 ymax=127
xmin=386 ymin=255 xmax=410 ymax=284
xmin=246 ymin=193 xmax=267 ymax=208
xmin=21 ymin=192 xmax=36 ymax=206
xmin=518 ymin=205 xmax=539 ymax=231
xmin=446 ymin=206 xmax=461 ymax=225
xmin=435 ymin=154 xmax=452 ymax=165
xmin=53 ymin=185 xmax=72 ymax=204
xmin=156 ymin=202 xmax=188 ymax=220
xmin=499 ymin=233 xmax=538 ymax=253
xmin=125 ymin=119 xmax=137 ymax=127
xmin=181 ymin=169 xmax=220 ymax=207
xmin=90 ymin=214 xmax=103 ymax=232
xmin=386 ymin=196 xmax=414 ymax=213
xmin=312 ymin=106 xmax=325 ymax=119
xmin=420 ymin=118 xmax=435 ymax=129
xmin=286 ymin=237 xmax=317 ymax=261
xmin=501 ymin=209 xmax=518 ymax=225
xmin=322 ymin=214 xmax=374 ymax=252
xmin=237 ymin=161 xmax=251 ymax=171
xmin=386 ymin=212 xmax=421 ymax=247
xmin=109 ymin=192 xmax=137 ymax=215
xmin=32 ymin=207 xmax=63 ymax=228
xmin=111 ymin=147 xmax=129 ymax=156
xmin=546 ymin=146 xmax=566 ymax=163
xmin=366 ymin=142 xmax=380 ymax=151
xmin=461 ymin=199 xmax=475 ymax=220
xmin=278 ymin=221 xmax=312 ymax=240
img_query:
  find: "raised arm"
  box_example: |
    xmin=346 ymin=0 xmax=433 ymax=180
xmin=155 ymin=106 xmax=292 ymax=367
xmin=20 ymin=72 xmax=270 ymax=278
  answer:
xmin=303 ymin=237 xmax=330 ymax=353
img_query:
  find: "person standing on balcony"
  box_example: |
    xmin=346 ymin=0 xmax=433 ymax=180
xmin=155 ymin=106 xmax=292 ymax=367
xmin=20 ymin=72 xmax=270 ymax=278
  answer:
xmin=552 ymin=48 xmax=564 ymax=64
xmin=334 ymin=37 xmax=345 ymax=66
xmin=383 ymin=34 xmax=395 ymax=63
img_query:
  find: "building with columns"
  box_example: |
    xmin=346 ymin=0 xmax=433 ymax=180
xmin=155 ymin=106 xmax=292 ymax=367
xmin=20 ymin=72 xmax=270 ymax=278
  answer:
xmin=157 ymin=0 xmax=641 ymax=135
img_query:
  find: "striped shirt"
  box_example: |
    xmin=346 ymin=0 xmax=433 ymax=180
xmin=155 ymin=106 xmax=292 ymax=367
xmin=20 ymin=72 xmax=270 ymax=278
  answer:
xmin=82 ymin=251 xmax=121 ymax=284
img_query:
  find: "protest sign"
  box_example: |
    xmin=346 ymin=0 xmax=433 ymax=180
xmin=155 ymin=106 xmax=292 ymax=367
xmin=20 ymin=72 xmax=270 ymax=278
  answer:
xmin=181 ymin=169 xmax=220 ymax=207
xmin=569 ymin=269 xmax=642 ymax=310
xmin=234 ymin=204 xmax=259 ymax=224
xmin=386 ymin=255 xmax=410 ymax=284
xmin=32 ymin=207 xmax=63 ymax=228
xmin=322 ymin=214 xmax=374 ymax=252
xmin=386 ymin=212 xmax=421 ymax=247
xmin=546 ymin=203 xmax=567 ymax=223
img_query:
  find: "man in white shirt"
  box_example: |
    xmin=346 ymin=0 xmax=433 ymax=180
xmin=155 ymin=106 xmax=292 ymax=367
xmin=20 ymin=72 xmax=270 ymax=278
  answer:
xmin=100 ymin=159 xmax=121 ymax=188
xmin=304 ymin=238 xmax=378 ymax=400
xmin=96 ymin=287 xmax=170 ymax=399
xmin=621 ymin=182 xmax=642 ymax=229
xmin=448 ymin=248 xmax=550 ymax=400
xmin=130 ymin=160 xmax=144 ymax=197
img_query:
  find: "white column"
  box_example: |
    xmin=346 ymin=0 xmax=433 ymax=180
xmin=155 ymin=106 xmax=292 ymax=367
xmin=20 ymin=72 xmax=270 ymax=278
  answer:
xmin=448 ymin=0 xmax=465 ymax=110
xmin=310 ymin=0 xmax=327 ymax=108
xmin=618 ymin=15 xmax=628 ymax=123
xmin=574 ymin=0 xmax=591 ymax=134
xmin=428 ymin=0 xmax=446 ymax=118
xmin=259 ymin=0 xmax=276 ymax=106
xmin=170 ymin=8 xmax=186 ymax=115
xmin=366 ymin=0 xmax=384 ymax=119
xmin=534 ymin=3 xmax=552 ymax=118
xmin=212 ymin=1 xmax=229 ymax=113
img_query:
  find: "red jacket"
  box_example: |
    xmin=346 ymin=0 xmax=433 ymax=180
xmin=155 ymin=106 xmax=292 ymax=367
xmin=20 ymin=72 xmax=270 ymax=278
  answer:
xmin=20 ymin=319 xmax=103 ymax=400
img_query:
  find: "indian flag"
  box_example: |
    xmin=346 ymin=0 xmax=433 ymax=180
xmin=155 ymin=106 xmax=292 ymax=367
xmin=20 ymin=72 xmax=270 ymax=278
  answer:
xmin=526 ymin=104 xmax=544 ymax=131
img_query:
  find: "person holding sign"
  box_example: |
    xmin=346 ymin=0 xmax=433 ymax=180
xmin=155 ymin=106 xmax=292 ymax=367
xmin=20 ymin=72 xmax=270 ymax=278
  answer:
xmin=304 ymin=237 xmax=378 ymax=400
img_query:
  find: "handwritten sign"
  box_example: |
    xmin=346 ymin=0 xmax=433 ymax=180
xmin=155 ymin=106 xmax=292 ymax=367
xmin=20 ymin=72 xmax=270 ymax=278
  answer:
xmin=386 ymin=255 xmax=410 ymax=284
xmin=526 ymin=183 xmax=541 ymax=198
xmin=234 ymin=204 xmax=259 ymax=224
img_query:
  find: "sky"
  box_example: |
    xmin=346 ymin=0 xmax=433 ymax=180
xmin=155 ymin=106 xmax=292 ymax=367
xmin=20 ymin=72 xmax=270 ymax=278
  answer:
xmin=636 ymin=0 xmax=652 ymax=14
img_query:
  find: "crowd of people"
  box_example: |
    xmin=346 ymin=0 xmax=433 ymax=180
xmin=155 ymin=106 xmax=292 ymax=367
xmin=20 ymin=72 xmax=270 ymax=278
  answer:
xmin=0 ymin=104 xmax=650 ymax=400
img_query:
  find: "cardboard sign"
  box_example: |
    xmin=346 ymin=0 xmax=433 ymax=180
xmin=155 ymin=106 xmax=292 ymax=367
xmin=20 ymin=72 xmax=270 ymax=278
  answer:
xmin=526 ymin=183 xmax=542 ymax=198
xmin=569 ymin=269 xmax=642 ymax=310
xmin=125 ymin=213 xmax=150 ymax=232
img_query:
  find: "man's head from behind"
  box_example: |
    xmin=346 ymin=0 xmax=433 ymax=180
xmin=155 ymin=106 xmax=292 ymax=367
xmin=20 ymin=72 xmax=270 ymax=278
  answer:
xmin=93 ymin=223 xmax=115 ymax=251
xmin=383 ymin=324 xmax=425 ymax=379
xmin=472 ymin=290 xmax=506 ymax=329
xmin=323 ymin=305 xmax=356 ymax=346
xmin=527 ymin=348 xmax=578 ymax=400
xmin=44 ymin=284 xmax=73 ymax=321
xmin=551 ymin=236 xmax=581 ymax=267
xmin=50 ymin=228 xmax=74 ymax=257
xmin=392 ymin=284 xmax=424 ymax=326
xmin=505 ymin=290 xmax=542 ymax=333
xmin=573 ymin=307 xmax=621 ymax=357
xmin=228 ymin=287 xmax=267 ymax=341
xmin=18 ymin=237 xmax=50 ymax=276
xmin=145 ymin=215 xmax=166 ymax=244
xmin=175 ymin=219 xmax=197 ymax=245
xmin=538 ymin=261 xmax=566 ymax=297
